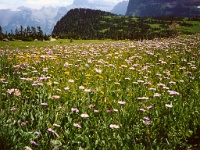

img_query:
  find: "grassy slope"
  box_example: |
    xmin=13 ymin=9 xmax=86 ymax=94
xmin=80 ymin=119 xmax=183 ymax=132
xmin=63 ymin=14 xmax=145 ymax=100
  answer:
xmin=177 ymin=21 xmax=200 ymax=33
xmin=101 ymin=17 xmax=200 ymax=34
xmin=0 ymin=39 xmax=114 ymax=50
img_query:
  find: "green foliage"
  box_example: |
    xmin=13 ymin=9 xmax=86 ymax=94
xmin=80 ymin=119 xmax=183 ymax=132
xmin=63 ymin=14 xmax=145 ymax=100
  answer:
xmin=52 ymin=8 xmax=200 ymax=40
xmin=0 ymin=26 xmax=4 ymax=40
xmin=0 ymin=25 xmax=49 ymax=42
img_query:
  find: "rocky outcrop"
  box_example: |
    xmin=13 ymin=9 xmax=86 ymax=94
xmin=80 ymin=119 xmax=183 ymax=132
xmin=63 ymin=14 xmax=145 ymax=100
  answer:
xmin=126 ymin=0 xmax=200 ymax=17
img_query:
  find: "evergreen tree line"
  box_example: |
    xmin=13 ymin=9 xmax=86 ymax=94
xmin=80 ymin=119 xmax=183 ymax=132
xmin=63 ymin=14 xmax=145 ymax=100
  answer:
xmin=52 ymin=8 xmax=195 ymax=40
xmin=0 ymin=25 xmax=49 ymax=41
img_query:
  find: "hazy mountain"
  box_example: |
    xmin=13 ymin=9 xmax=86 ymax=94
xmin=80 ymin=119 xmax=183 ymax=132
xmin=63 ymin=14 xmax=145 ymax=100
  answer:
xmin=0 ymin=6 xmax=60 ymax=34
xmin=54 ymin=0 xmax=116 ymax=20
xmin=126 ymin=0 xmax=200 ymax=17
xmin=111 ymin=1 xmax=129 ymax=15
xmin=69 ymin=0 xmax=118 ymax=12
xmin=0 ymin=0 xmax=120 ymax=34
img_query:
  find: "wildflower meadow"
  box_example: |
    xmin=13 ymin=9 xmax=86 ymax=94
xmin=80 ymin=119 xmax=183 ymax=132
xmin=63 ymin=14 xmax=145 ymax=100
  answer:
xmin=0 ymin=34 xmax=200 ymax=149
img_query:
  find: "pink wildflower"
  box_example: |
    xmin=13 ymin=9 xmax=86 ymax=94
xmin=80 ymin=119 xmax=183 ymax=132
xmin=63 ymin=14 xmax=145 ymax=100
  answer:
xmin=53 ymin=124 xmax=60 ymax=127
xmin=74 ymin=123 xmax=82 ymax=128
xmin=139 ymin=108 xmax=146 ymax=112
xmin=167 ymin=90 xmax=180 ymax=95
xmin=47 ymin=128 xmax=59 ymax=137
xmin=41 ymin=102 xmax=48 ymax=106
xmin=165 ymin=104 xmax=173 ymax=108
xmin=94 ymin=109 xmax=99 ymax=113
xmin=106 ymin=110 xmax=112 ymax=113
xmin=51 ymin=95 xmax=60 ymax=99
xmin=88 ymin=104 xmax=94 ymax=109
xmin=113 ymin=109 xmax=118 ymax=112
xmin=71 ymin=108 xmax=79 ymax=113
xmin=143 ymin=117 xmax=151 ymax=125
xmin=147 ymin=105 xmax=154 ymax=110
xmin=30 ymin=140 xmax=38 ymax=147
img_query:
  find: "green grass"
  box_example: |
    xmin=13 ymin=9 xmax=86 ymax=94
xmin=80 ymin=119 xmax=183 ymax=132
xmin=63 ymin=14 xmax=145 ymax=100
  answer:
xmin=0 ymin=34 xmax=200 ymax=149
xmin=99 ymin=28 xmax=110 ymax=33
xmin=149 ymin=24 xmax=160 ymax=28
xmin=178 ymin=21 xmax=200 ymax=33
xmin=0 ymin=39 xmax=113 ymax=50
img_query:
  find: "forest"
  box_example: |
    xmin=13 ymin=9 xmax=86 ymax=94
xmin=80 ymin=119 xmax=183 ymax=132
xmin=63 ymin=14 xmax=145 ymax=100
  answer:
xmin=0 ymin=25 xmax=49 ymax=41
xmin=52 ymin=8 xmax=200 ymax=40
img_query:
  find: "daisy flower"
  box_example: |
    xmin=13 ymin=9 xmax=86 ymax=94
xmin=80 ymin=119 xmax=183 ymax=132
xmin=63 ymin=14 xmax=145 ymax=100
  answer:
xmin=110 ymin=124 xmax=120 ymax=129
xmin=81 ymin=113 xmax=89 ymax=118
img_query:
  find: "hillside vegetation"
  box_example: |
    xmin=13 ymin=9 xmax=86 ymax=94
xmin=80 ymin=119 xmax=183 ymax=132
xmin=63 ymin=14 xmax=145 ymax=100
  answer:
xmin=52 ymin=8 xmax=200 ymax=40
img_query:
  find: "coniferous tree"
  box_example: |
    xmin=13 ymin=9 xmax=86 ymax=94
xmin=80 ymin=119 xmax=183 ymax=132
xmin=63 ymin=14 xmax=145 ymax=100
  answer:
xmin=37 ymin=26 xmax=43 ymax=40
xmin=0 ymin=26 xmax=4 ymax=40
xmin=0 ymin=26 xmax=2 ymax=34
xmin=15 ymin=28 xmax=19 ymax=40
xmin=31 ymin=27 xmax=37 ymax=39
xmin=1 ymin=25 xmax=47 ymax=41
xmin=20 ymin=25 xmax=23 ymax=37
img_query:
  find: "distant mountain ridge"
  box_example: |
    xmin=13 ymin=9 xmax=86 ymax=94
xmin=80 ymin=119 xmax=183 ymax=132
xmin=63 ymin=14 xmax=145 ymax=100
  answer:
xmin=1 ymin=0 xmax=199 ymax=35
xmin=126 ymin=0 xmax=200 ymax=17
xmin=0 ymin=7 xmax=60 ymax=34
xmin=0 ymin=0 xmax=120 ymax=34
xmin=111 ymin=1 xmax=129 ymax=15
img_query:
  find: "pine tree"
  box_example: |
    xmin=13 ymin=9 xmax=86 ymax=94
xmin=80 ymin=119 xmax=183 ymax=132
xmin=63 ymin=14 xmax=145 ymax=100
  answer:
xmin=37 ymin=26 xmax=43 ymax=40
xmin=0 ymin=26 xmax=4 ymax=40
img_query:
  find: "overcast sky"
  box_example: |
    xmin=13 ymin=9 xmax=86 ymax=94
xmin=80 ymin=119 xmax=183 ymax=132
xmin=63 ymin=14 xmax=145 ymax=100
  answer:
xmin=0 ymin=0 xmax=123 ymax=10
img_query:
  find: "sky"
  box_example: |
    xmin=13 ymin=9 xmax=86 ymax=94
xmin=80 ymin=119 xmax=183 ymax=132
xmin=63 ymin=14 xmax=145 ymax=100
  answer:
xmin=0 ymin=0 xmax=123 ymax=10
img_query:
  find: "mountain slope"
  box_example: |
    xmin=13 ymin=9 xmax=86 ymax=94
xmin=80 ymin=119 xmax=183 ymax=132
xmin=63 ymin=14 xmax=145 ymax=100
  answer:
xmin=0 ymin=7 xmax=60 ymax=34
xmin=52 ymin=8 xmax=115 ymax=39
xmin=126 ymin=0 xmax=200 ymax=17
xmin=0 ymin=0 xmax=119 ymax=34
xmin=52 ymin=8 xmax=200 ymax=40
xmin=111 ymin=1 xmax=129 ymax=15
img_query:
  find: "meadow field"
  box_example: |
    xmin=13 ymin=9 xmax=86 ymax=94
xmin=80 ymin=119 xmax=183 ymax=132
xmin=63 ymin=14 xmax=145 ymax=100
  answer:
xmin=0 ymin=34 xmax=200 ymax=149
